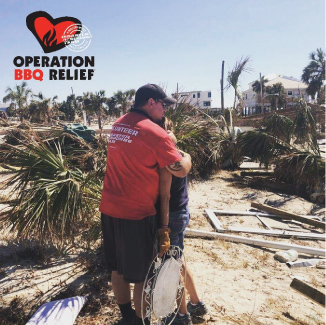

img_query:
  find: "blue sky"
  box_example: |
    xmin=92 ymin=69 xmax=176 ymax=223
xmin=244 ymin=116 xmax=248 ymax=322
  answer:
xmin=0 ymin=0 xmax=324 ymax=107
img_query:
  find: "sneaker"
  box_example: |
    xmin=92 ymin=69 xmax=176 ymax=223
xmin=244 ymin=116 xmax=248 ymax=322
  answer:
xmin=114 ymin=309 xmax=136 ymax=325
xmin=187 ymin=301 xmax=207 ymax=317
xmin=171 ymin=313 xmax=193 ymax=325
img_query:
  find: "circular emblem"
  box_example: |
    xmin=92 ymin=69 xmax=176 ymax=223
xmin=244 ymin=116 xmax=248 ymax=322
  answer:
xmin=62 ymin=24 xmax=92 ymax=52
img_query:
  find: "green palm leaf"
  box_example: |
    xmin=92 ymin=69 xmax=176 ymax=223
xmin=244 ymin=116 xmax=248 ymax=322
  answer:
xmin=236 ymin=130 xmax=292 ymax=167
xmin=274 ymin=152 xmax=325 ymax=198
xmin=263 ymin=112 xmax=293 ymax=142
xmin=0 ymin=140 xmax=100 ymax=247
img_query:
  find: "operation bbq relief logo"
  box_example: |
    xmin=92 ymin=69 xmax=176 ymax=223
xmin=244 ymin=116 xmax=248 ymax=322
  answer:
xmin=13 ymin=11 xmax=95 ymax=81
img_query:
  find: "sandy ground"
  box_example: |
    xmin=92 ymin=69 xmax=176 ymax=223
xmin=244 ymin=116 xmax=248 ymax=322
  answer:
xmin=185 ymin=171 xmax=325 ymax=325
xmin=0 ymin=170 xmax=325 ymax=325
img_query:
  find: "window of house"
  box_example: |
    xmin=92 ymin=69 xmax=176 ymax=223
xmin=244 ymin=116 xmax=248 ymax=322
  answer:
xmin=197 ymin=92 xmax=200 ymax=98
xmin=193 ymin=94 xmax=196 ymax=98
xmin=246 ymin=94 xmax=247 ymax=99
xmin=287 ymin=90 xmax=293 ymax=96
xmin=208 ymin=92 xmax=211 ymax=98
xmin=181 ymin=94 xmax=187 ymax=97
xmin=203 ymin=101 xmax=211 ymax=107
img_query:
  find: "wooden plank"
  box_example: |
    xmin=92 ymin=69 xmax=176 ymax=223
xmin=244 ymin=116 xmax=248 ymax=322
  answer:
xmin=185 ymin=228 xmax=326 ymax=257
xmin=251 ymin=202 xmax=326 ymax=230
xmin=241 ymin=171 xmax=274 ymax=177
xmin=290 ymin=278 xmax=325 ymax=307
xmin=247 ymin=178 xmax=294 ymax=193
xmin=240 ymin=167 xmax=270 ymax=170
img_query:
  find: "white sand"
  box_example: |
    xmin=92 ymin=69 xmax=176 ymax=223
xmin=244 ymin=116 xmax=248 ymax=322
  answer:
xmin=0 ymin=170 xmax=325 ymax=324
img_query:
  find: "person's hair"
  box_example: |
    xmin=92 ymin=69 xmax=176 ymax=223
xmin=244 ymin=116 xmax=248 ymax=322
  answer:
xmin=158 ymin=116 xmax=174 ymax=132
xmin=134 ymin=98 xmax=149 ymax=109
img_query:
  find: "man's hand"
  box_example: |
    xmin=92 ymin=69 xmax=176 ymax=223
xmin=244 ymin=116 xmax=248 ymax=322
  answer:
xmin=158 ymin=228 xmax=171 ymax=257
xmin=167 ymin=130 xmax=177 ymax=145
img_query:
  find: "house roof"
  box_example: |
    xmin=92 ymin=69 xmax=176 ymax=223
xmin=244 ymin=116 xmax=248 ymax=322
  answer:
xmin=172 ymin=90 xmax=211 ymax=95
xmin=246 ymin=74 xmax=307 ymax=92
xmin=265 ymin=76 xmax=307 ymax=89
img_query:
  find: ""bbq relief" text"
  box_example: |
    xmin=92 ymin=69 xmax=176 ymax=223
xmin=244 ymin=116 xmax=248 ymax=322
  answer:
xmin=13 ymin=55 xmax=95 ymax=81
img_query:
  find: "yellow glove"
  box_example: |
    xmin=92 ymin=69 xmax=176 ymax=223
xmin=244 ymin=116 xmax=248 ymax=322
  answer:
xmin=158 ymin=228 xmax=171 ymax=257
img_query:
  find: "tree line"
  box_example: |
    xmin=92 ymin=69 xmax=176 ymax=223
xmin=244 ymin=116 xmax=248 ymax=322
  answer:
xmin=2 ymin=84 xmax=135 ymax=129
xmin=2 ymin=48 xmax=324 ymax=129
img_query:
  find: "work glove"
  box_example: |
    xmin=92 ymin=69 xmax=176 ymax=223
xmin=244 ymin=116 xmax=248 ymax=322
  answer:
xmin=158 ymin=227 xmax=171 ymax=257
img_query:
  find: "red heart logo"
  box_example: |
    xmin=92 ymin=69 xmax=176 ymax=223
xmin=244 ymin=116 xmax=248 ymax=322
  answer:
xmin=26 ymin=11 xmax=82 ymax=53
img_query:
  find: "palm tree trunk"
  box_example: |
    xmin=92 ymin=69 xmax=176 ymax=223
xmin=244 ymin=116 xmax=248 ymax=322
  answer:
xmin=98 ymin=109 xmax=102 ymax=130
xmin=19 ymin=108 xmax=24 ymax=122
xmin=233 ymin=89 xmax=237 ymax=111
xmin=221 ymin=60 xmax=225 ymax=112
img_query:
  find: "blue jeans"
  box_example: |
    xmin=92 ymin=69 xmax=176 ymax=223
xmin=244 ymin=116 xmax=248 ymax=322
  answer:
xmin=169 ymin=206 xmax=190 ymax=251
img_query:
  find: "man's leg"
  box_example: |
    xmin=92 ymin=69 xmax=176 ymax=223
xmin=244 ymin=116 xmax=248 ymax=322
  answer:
xmin=133 ymin=281 xmax=144 ymax=317
xmin=183 ymin=264 xmax=208 ymax=317
xmin=183 ymin=265 xmax=200 ymax=304
xmin=111 ymin=271 xmax=131 ymax=304
xmin=177 ymin=278 xmax=188 ymax=315
xmin=111 ymin=271 xmax=135 ymax=323
xmin=134 ymin=282 xmax=151 ymax=324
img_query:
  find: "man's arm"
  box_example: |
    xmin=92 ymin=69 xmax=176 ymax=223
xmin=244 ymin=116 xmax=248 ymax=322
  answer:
xmin=158 ymin=168 xmax=172 ymax=257
xmin=166 ymin=151 xmax=191 ymax=178
xmin=158 ymin=168 xmax=172 ymax=227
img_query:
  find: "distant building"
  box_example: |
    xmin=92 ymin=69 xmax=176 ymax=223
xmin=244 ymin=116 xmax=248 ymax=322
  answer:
xmin=0 ymin=107 xmax=8 ymax=119
xmin=242 ymin=74 xmax=310 ymax=114
xmin=172 ymin=90 xmax=212 ymax=109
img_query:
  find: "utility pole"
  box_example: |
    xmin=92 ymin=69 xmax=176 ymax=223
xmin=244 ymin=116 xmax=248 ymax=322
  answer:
xmin=260 ymin=73 xmax=264 ymax=114
xmin=221 ymin=61 xmax=225 ymax=112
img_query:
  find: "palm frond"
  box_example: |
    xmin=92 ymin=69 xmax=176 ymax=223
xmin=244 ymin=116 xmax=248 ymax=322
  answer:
xmin=165 ymin=103 xmax=226 ymax=178
xmin=274 ymin=151 xmax=325 ymax=200
xmin=236 ymin=130 xmax=292 ymax=167
xmin=0 ymin=140 xmax=101 ymax=246
xmin=263 ymin=113 xmax=293 ymax=142
xmin=292 ymin=98 xmax=319 ymax=153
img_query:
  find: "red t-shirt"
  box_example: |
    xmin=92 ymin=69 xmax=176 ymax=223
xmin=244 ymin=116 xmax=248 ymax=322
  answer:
xmin=99 ymin=112 xmax=182 ymax=220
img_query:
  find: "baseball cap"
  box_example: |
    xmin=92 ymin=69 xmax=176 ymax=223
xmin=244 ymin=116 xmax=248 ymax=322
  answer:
xmin=134 ymin=84 xmax=177 ymax=108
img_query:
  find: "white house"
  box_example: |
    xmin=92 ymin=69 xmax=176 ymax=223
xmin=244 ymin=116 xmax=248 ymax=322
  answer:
xmin=242 ymin=74 xmax=310 ymax=114
xmin=171 ymin=90 xmax=212 ymax=109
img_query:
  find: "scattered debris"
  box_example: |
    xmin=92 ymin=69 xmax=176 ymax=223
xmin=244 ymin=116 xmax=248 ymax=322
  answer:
xmin=290 ymin=278 xmax=325 ymax=307
xmin=251 ymin=202 xmax=326 ymax=230
xmin=185 ymin=228 xmax=325 ymax=257
xmin=286 ymin=259 xmax=326 ymax=269
xmin=240 ymin=171 xmax=274 ymax=177
xmin=204 ymin=209 xmax=325 ymax=240
xmin=274 ymin=249 xmax=298 ymax=263
xmin=26 ymin=296 xmax=86 ymax=325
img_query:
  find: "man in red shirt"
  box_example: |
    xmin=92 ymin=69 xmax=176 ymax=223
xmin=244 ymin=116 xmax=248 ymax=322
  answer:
xmin=100 ymin=84 xmax=191 ymax=325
